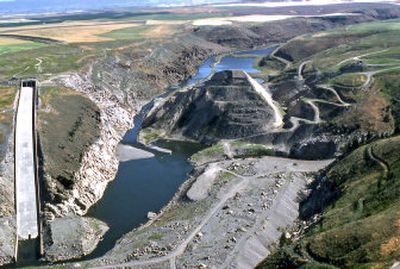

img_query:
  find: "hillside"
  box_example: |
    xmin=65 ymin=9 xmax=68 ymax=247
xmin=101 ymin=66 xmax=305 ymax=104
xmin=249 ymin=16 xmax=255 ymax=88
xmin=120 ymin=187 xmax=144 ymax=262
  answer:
xmin=255 ymin=18 xmax=400 ymax=269
xmin=258 ymin=135 xmax=400 ymax=269
xmin=140 ymin=70 xmax=277 ymax=144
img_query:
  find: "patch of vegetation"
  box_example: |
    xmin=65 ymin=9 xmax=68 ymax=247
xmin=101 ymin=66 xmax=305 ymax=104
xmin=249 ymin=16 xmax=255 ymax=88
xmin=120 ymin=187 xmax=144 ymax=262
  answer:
xmin=332 ymin=82 xmax=394 ymax=133
xmin=217 ymin=171 xmax=235 ymax=182
xmin=277 ymin=20 xmax=400 ymax=72
xmin=376 ymin=72 xmax=400 ymax=131
xmin=38 ymin=86 xmax=101 ymax=203
xmin=0 ymin=41 xmax=46 ymax=55
xmin=330 ymin=73 xmax=367 ymax=88
xmin=231 ymin=141 xmax=275 ymax=158
xmin=258 ymin=136 xmax=400 ymax=269
xmin=0 ymin=44 xmax=91 ymax=79
xmin=155 ymin=199 xmax=212 ymax=227
xmin=257 ymin=55 xmax=286 ymax=74
xmin=0 ymin=85 xmax=16 ymax=112
xmin=138 ymin=127 xmax=165 ymax=145
xmin=0 ymin=85 xmax=16 ymax=153
xmin=99 ymin=25 xmax=154 ymax=40
xmin=190 ymin=141 xmax=275 ymax=165
xmin=275 ymin=19 xmax=400 ymax=134
xmin=190 ymin=142 xmax=225 ymax=165
xmin=147 ymin=232 xmax=165 ymax=241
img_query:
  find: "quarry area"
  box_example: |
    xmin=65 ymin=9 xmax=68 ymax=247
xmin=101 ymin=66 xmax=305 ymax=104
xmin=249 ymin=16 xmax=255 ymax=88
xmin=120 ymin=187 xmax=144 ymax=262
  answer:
xmin=90 ymin=156 xmax=332 ymax=269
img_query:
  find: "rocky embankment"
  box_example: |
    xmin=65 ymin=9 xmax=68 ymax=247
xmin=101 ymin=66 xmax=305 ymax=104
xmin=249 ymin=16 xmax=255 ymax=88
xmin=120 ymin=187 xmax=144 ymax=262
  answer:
xmin=43 ymin=216 xmax=108 ymax=262
xmin=41 ymin=36 xmax=225 ymax=218
xmin=90 ymin=156 xmax=333 ymax=268
xmin=0 ymin=90 xmax=18 ymax=266
xmin=41 ymin=73 xmax=133 ymax=218
xmin=0 ymin=145 xmax=15 ymax=266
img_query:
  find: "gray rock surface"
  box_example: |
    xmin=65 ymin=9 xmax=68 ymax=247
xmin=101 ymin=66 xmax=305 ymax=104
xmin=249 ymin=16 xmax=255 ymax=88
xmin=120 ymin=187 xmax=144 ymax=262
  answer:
xmin=44 ymin=216 xmax=108 ymax=262
xmin=186 ymin=163 xmax=222 ymax=201
xmin=142 ymin=70 xmax=276 ymax=144
xmin=0 ymin=218 xmax=15 ymax=266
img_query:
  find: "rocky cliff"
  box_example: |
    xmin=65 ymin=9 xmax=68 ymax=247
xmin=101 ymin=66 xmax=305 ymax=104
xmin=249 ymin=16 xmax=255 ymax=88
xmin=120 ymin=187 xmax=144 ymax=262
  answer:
xmin=39 ymin=36 xmax=225 ymax=218
xmin=39 ymin=75 xmax=132 ymax=218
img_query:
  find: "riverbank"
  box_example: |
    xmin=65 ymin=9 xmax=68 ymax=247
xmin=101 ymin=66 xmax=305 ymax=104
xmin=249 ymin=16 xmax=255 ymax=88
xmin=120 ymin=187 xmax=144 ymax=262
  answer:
xmin=88 ymin=156 xmax=333 ymax=268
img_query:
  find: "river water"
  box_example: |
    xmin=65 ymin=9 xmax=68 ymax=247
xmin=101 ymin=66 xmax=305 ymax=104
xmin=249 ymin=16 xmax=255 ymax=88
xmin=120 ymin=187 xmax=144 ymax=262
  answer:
xmin=85 ymin=46 xmax=275 ymax=258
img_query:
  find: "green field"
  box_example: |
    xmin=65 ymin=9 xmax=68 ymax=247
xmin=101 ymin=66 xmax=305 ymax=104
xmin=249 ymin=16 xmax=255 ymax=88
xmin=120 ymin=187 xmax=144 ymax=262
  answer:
xmin=0 ymin=44 xmax=93 ymax=80
xmin=0 ymin=42 xmax=46 ymax=55
xmin=330 ymin=73 xmax=367 ymax=88
xmin=99 ymin=25 xmax=154 ymax=40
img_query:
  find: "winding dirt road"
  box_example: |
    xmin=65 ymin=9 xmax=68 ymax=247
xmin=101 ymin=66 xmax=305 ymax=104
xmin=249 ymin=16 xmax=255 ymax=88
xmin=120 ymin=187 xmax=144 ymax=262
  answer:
xmin=93 ymin=168 xmax=249 ymax=269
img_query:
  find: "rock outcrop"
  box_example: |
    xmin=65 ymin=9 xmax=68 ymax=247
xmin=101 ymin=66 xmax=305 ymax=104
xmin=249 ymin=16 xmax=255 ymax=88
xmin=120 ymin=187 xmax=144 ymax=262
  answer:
xmin=0 ymin=218 xmax=15 ymax=266
xmin=43 ymin=216 xmax=109 ymax=262
xmin=42 ymin=73 xmax=133 ymax=218
xmin=142 ymin=70 xmax=278 ymax=144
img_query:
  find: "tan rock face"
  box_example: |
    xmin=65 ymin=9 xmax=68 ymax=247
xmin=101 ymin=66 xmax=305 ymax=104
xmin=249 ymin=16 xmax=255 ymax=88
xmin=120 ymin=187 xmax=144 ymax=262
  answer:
xmin=44 ymin=73 xmax=134 ymax=218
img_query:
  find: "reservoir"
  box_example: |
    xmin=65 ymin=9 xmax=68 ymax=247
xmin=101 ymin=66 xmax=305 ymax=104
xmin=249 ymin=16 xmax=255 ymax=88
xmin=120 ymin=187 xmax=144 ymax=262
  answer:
xmin=86 ymin=45 xmax=275 ymax=258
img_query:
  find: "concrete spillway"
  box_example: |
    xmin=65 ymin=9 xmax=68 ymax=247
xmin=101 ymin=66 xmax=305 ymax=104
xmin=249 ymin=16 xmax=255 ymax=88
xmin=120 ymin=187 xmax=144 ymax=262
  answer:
xmin=15 ymin=82 xmax=39 ymax=241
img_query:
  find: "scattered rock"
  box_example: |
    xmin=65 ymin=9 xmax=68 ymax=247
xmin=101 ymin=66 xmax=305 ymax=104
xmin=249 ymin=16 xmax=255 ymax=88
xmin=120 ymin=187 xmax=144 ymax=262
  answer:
xmin=147 ymin=212 xmax=158 ymax=220
xmin=198 ymin=263 xmax=208 ymax=269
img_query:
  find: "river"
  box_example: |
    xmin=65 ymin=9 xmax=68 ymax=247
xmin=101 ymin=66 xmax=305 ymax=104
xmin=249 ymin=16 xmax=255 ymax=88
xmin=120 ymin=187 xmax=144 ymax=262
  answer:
xmin=85 ymin=45 xmax=275 ymax=258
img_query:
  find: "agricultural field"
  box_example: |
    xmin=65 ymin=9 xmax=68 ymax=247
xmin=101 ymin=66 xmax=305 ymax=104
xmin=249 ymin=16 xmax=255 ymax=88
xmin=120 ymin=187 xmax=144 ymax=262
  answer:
xmin=0 ymin=9 xmax=232 ymax=82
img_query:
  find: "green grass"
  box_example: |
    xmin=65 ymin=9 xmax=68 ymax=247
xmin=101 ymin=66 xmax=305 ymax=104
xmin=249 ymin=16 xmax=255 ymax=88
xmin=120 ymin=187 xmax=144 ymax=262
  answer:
xmin=138 ymin=127 xmax=165 ymax=145
xmin=271 ymin=18 xmax=400 ymax=135
xmin=155 ymin=199 xmax=212 ymax=227
xmin=280 ymin=20 xmax=400 ymax=72
xmin=250 ymin=56 xmax=284 ymax=79
xmin=0 ymin=86 xmax=16 ymax=146
xmin=0 ymin=44 xmax=90 ymax=79
xmin=190 ymin=142 xmax=225 ymax=165
xmin=147 ymin=232 xmax=165 ymax=241
xmin=99 ymin=25 xmax=154 ymax=40
xmin=231 ymin=141 xmax=274 ymax=158
xmin=343 ymin=19 xmax=400 ymax=35
xmin=0 ymin=86 xmax=16 ymax=110
xmin=376 ymin=72 xmax=400 ymax=131
xmin=190 ymin=141 xmax=275 ymax=165
xmin=0 ymin=42 xmax=46 ymax=55
xmin=330 ymin=73 xmax=367 ymax=88
xmin=217 ymin=171 xmax=235 ymax=182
